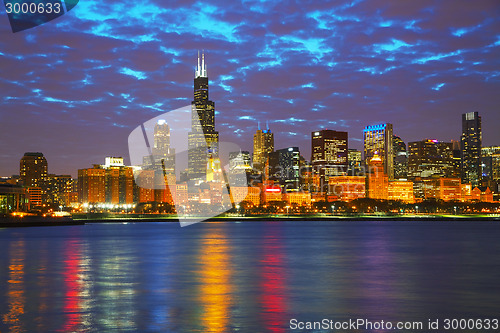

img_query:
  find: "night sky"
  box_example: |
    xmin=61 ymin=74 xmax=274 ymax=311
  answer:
xmin=1 ymin=0 xmax=499 ymax=177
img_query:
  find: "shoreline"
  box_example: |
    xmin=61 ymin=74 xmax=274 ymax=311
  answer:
xmin=2 ymin=214 xmax=499 ymax=228
xmin=74 ymin=213 xmax=500 ymax=223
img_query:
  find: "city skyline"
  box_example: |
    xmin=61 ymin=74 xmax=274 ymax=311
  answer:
xmin=1 ymin=1 xmax=500 ymax=176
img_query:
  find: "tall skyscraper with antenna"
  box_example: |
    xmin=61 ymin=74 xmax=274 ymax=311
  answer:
xmin=188 ymin=51 xmax=219 ymax=180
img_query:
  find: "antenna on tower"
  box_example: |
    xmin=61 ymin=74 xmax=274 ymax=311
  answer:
xmin=258 ymin=121 xmax=261 ymax=130
xmin=266 ymin=120 xmax=269 ymax=130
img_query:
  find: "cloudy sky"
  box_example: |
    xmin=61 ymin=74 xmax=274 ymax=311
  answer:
xmin=1 ymin=0 xmax=499 ymax=177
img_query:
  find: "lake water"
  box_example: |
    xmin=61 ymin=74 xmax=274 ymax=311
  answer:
xmin=1 ymin=220 xmax=499 ymax=332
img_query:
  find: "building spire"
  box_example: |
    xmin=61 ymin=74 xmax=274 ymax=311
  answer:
xmin=195 ymin=50 xmax=207 ymax=78
xmin=258 ymin=121 xmax=261 ymax=130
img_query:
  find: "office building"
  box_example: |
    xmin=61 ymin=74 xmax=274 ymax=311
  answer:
xmin=363 ymin=123 xmax=394 ymax=180
xmin=407 ymin=140 xmax=454 ymax=179
xmin=348 ymin=149 xmax=362 ymax=176
xmin=20 ymin=152 xmax=48 ymax=207
xmin=78 ymin=157 xmax=134 ymax=205
xmin=311 ymin=129 xmax=348 ymax=190
xmin=393 ymin=135 xmax=408 ymax=179
xmin=461 ymin=111 xmax=482 ymax=186
xmin=268 ymin=147 xmax=301 ymax=191
xmin=20 ymin=152 xmax=48 ymax=188
xmin=46 ymin=174 xmax=74 ymax=206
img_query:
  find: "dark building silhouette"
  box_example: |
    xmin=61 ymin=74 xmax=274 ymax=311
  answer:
xmin=461 ymin=111 xmax=482 ymax=186
xmin=393 ymin=135 xmax=408 ymax=179
xmin=267 ymin=147 xmax=301 ymax=191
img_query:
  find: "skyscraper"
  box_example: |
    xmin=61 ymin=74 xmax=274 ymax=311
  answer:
xmin=152 ymin=119 xmax=175 ymax=174
xmin=20 ymin=152 xmax=48 ymax=207
xmin=348 ymin=149 xmax=362 ymax=176
xmin=268 ymin=147 xmax=301 ymax=191
xmin=311 ymin=129 xmax=348 ymax=190
xmin=461 ymin=111 xmax=482 ymax=186
xmin=366 ymin=153 xmax=388 ymax=200
xmin=407 ymin=140 xmax=454 ymax=179
xmin=393 ymin=135 xmax=408 ymax=179
xmin=20 ymin=152 xmax=48 ymax=188
xmin=253 ymin=124 xmax=274 ymax=173
xmin=363 ymin=123 xmax=394 ymax=180
xmin=188 ymin=51 xmax=219 ymax=180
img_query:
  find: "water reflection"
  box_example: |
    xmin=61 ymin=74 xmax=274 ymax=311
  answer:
xmin=94 ymin=238 xmax=139 ymax=331
xmin=2 ymin=239 xmax=25 ymax=333
xmin=198 ymin=226 xmax=233 ymax=332
xmin=0 ymin=222 xmax=499 ymax=332
xmin=260 ymin=224 xmax=288 ymax=333
xmin=60 ymin=239 xmax=83 ymax=332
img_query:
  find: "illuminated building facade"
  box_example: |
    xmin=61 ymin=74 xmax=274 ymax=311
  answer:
xmin=46 ymin=174 xmax=74 ymax=206
xmin=78 ymin=166 xmax=106 ymax=203
xmin=0 ymin=184 xmax=27 ymax=213
xmin=78 ymin=157 xmax=134 ymax=205
xmin=20 ymin=152 xmax=48 ymax=207
xmin=230 ymin=186 xmax=260 ymax=207
xmin=284 ymin=192 xmax=311 ymax=206
xmin=347 ymin=149 xmax=362 ymax=176
xmin=253 ymin=126 xmax=274 ymax=173
xmin=388 ymin=180 xmax=414 ymax=203
xmin=311 ymin=129 xmax=348 ymax=190
xmin=419 ymin=178 xmax=462 ymax=201
xmin=408 ymin=140 xmax=454 ymax=179
xmin=328 ymin=176 xmax=366 ymax=201
xmin=366 ymin=154 xmax=388 ymax=200
xmin=135 ymin=169 xmax=155 ymax=203
xmin=481 ymin=146 xmax=500 ymax=195
xmin=393 ymin=135 xmax=408 ymax=179
xmin=461 ymin=111 xmax=482 ymax=186
xmin=364 ymin=123 xmax=394 ymax=180
xmin=20 ymin=152 xmax=48 ymax=188
xmin=260 ymin=182 xmax=282 ymax=203
xmin=188 ymin=51 xmax=219 ymax=180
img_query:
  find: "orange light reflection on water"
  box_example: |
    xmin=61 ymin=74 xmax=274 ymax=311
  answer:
xmin=198 ymin=230 xmax=232 ymax=333
xmin=2 ymin=239 xmax=25 ymax=333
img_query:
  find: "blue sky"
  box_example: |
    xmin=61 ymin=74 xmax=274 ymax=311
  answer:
xmin=1 ymin=0 xmax=499 ymax=176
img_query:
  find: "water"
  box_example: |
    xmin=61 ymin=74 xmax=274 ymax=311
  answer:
xmin=0 ymin=220 xmax=499 ymax=332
